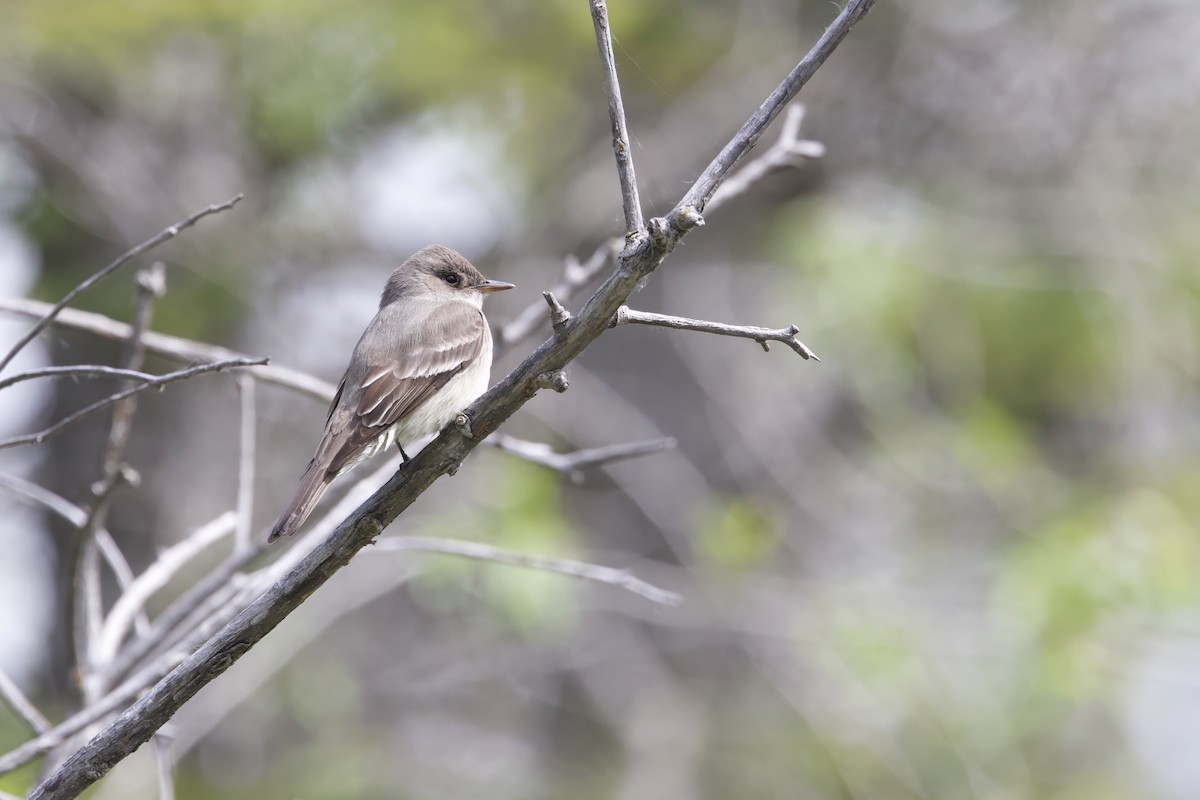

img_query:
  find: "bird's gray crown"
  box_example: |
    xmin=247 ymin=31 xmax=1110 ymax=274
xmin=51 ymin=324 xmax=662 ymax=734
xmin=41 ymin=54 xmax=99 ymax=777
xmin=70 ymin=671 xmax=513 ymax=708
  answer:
xmin=380 ymin=245 xmax=486 ymax=307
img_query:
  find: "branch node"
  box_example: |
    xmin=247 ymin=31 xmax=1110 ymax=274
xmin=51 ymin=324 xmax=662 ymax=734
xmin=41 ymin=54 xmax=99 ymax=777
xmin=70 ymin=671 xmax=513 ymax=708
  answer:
xmin=535 ymin=370 xmax=570 ymax=394
xmin=136 ymin=263 xmax=167 ymax=299
xmin=648 ymin=217 xmax=671 ymax=246
xmin=676 ymin=206 xmax=706 ymax=231
xmin=454 ymin=413 xmax=475 ymax=439
xmin=542 ymin=292 xmax=572 ymax=334
xmin=757 ymin=339 xmax=771 ymax=353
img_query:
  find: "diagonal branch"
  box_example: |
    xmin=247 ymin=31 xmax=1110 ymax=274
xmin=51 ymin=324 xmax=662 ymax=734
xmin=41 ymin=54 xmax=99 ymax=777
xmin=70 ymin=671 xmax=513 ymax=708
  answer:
xmin=611 ymin=306 xmax=819 ymax=360
xmin=670 ymin=0 xmax=877 ymax=228
xmin=496 ymin=240 xmax=620 ymax=353
xmin=0 ymin=473 xmax=88 ymax=527
xmin=0 ymin=357 xmax=267 ymax=451
xmin=706 ymin=103 xmax=825 ymax=214
xmin=31 ymin=2 xmax=876 ymax=793
xmin=0 ymin=194 xmax=242 ymax=374
xmin=0 ymin=298 xmax=335 ymax=402
xmin=0 ymin=668 xmax=51 ymax=736
xmin=94 ymin=513 xmax=237 ymax=670
xmin=488 ymin=433 xmax=677 ymax=483
xmin=590 ymin=0 xmax=644 ymax=235
xmin=371 ymin=536 xmax=682 ymax=606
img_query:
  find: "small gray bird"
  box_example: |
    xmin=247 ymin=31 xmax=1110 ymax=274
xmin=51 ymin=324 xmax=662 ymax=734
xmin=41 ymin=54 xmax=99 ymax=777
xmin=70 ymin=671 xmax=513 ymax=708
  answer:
xmin=269 ymin=245 xmax=513 ymax=542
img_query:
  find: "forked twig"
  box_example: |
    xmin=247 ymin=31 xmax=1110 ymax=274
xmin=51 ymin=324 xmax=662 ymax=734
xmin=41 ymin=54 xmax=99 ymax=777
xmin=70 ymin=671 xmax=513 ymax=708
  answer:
xmin=0 ymin=195 xmax=242 ymax=373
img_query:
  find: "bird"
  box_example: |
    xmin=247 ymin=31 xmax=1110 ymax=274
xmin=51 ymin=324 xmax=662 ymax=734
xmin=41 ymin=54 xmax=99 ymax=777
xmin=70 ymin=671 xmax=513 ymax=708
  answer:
xmin=268 ymin=245 xmax=514 ymax=542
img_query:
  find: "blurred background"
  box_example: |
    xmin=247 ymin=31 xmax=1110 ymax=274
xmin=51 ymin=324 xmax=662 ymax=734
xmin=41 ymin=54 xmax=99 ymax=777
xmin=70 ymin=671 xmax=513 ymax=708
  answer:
xmin=2 ymin=0 xmax=1200 ymax=797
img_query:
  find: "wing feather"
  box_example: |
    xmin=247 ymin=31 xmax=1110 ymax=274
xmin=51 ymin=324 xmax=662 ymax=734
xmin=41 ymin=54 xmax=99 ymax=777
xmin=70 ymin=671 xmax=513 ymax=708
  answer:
xmin=324 ymin=301 xmax=485 ymax=474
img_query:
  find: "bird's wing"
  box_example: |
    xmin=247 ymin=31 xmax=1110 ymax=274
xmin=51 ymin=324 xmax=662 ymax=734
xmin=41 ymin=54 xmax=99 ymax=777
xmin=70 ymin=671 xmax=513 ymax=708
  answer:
xmin=324 ymin=302 xmax=486 ymax=474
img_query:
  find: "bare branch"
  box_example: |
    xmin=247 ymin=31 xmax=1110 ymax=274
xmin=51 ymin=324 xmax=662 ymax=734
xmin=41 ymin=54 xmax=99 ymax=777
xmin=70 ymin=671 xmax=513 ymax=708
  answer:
xmin=95 ymin=512 xmax=237 ymax=669
xmin=234 ymin=375 xmax=257 ymax=554
xmin=612 ymin=306 xmax=819 ymax=360
xmin=706 ymin=104 xmax=825 ymax=214
xmin=31 ymin=1 xmax=875 ymax=793
xmin=589 ymin=0 xmax=644 ymax=235
xmin=669 ymin=0 xmax=877 ymax=229
xmin=0 ymin=357 xmax=267 ymax=451
xmin=0 ymin=647 xmax=188 ymax=776
xmin=371 ymin=536 xmax=682 ymax=606
xmin=488 ymin=433 xmax=677 ymax=483
xmin=496 ymin=240 xmax=619 ymax=353
xmin=0 ymin=668 xmax=51 ymax=735
xmin=0 ymin=365 xmax=160 ymax=392
xmin=0 ymin=194 xmax=242 ymax=373
xmin=78 ymin=262 xmax=167 ymax=692
xmin=0 ymin=473 xmax=88 ymax=527
xmin=152 ymin=730 xmax=175 ymax=800
xmin=0 ymin=298 xmax=335 ymax=402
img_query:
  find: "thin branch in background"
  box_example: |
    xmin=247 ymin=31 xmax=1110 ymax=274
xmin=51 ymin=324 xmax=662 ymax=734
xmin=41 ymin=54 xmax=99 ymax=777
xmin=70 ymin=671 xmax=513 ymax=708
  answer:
xmin=497 ymin=240 xmax=619 ymax=353
xmin=670 ymin=0 xmax=877 ymax=228
xmin=30 ymin=0 xmax=876 ymax=791
xmin=0 ymin=364 xmax=159 ymax=392
xmin=706 ymin=104 xmax=825 ymax=214
xmin=0 ymin=668 xmax=51 ymax=736
xmin=0 ymin=473 xmax=88 ymax=527
xmin=77 ymin=263 xmax=166 ymax=700
xmin=94 ymin=512 xmax=237 ymax=669
xmin=497 ymin=108 xmax=822 ymax=353
xmin=0 ymin=298 xmax=336 ymax=402
xmin=0 ymin=357 xmax=267 ymax=451
xmin=234 ymin=375 xmax=257 ymax=554
xmin=0 ymin=194 xmax=242 ymax=373
xmin=372 ymin=536 xmax=683 ymax=606
xmin=589 ymin=0 xmax=644 ymax=235
xmin=0 ymin=645 xmax=190 ymax=776
xmin=612 ymin=306 xmax=819 ymax=360
xmin=93 ymin=529 xmax=149 ymax=640
xmin=152 ymin=729 xmax=176 ymax=800
xmin=488 ymin=433 xmax=677 ymax=483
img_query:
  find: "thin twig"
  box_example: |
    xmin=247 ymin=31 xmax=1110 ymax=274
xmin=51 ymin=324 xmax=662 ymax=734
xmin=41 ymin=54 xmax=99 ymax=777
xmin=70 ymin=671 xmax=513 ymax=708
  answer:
xmin=31 ymin=1 xmax=876 ymax=792
xmin=234 ymin=375 xmax=257 ymax=554
xmin=99 ymin=455 xmax=400 ymax=689
xmin=590 ymin=0 xmax=644 ymax=235
xmin=0 ymin=298 xmax=334 ymax=402
xmin=0 ymin=648 xmax=188 ymax=776
xmin=496 ymin=240 xmax=619 ymax=353
xmin=0 ymin=194 xmax=242 ymax=373
xmin=78 ymin=262 xmax=167 ymax=695
xmin=706 ymin=104 xmax=824 ymax=214
xmin=0 ymin=473 xmax=88 ymax=527
xmin=669 ymin=0 xmax=877 ymax=229
xmin=488 ymin=433 xmax=677 ymax=483
xmin=0 ymin=668 xmax=51 ymax=735
xmin=372 ymin=536 xmax=683 ymax=606
xmin=94 ymin=512 xmax=237 ymax=669
xmin=94 ymin=530 xmax=148 ymax=640
xmin=0 ymin=365 xmax=160 ymax=392
xmin=612 ymin=306 xmax=819 ymax=360
xmin=153 ymin=730 xmax=176 ymax=800
xmin=0 ymin=357 xmax=267 ymax=450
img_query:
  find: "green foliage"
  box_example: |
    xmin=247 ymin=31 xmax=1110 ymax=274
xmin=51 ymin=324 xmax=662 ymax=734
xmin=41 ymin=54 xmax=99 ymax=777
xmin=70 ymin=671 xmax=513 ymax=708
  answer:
xmin=414 ymin=461 xmax=580 ymax=637
xmin=696 ymin=495 xmax=780 ymax=571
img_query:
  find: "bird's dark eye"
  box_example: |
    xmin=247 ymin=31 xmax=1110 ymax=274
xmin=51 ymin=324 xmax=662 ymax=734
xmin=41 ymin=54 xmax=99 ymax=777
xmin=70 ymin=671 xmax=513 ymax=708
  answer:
xmin=444 ymin=273 xmax=459 ymax=286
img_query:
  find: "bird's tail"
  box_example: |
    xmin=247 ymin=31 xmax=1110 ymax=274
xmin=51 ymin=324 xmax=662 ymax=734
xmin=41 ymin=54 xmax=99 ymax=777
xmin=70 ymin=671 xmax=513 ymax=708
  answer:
xmin=269 ymin=461 xmax=332 ymax=542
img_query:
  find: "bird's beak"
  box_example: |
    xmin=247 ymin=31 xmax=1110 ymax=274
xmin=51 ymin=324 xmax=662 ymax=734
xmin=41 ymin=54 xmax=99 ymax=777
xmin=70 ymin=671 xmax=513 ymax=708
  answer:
xmin=475 ymin=279 xmax=515 ymax=293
